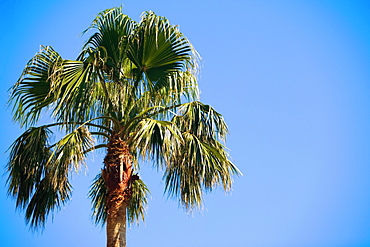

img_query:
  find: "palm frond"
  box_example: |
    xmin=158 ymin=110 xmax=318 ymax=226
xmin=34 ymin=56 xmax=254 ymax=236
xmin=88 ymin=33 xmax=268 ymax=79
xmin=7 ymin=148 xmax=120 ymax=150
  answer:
xmin=81 ymin=6 xmax=137 ymax=76
xmin=162 ymin=101 xmax=241 ymax=209
xmin=50 ymin=126 xmax=94 ymax=172
xmin=9 ymin=46 xmax=62 ymax=126
xmin=126 ymin=11 xmax=199 ymax=102
xmin=7 ymin=127 xmax=52 ymax=208
xmin=50 ymin=60 xmax=100 ymax=124
xmin=161 ymin=71 xmax=199 ymax=103
xmin=89 ymin=173 xmax=149 ymax=226
xmin=129 ymin=118 xmax=182 ymax=167
xmin=130 ymin=11 xmax=197 ymax=72
xmin=89 ymin=172 xmax=107 ymax=225
xmin=25 ymin=175 xmax=72 ymax=229
xmin=164 ymin=133 xmax=240 ymax=209
xmin=6 ymin=126 xmax=72 ymax=228
xmin=127 ymin=178 xmax=149 ymax=225
xmin=174 ymin=101 xmax=229 ymax=141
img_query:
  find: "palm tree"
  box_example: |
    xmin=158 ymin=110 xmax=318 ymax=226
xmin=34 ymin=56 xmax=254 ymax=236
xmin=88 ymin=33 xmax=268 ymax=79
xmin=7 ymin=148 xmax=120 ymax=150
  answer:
xmin=6 ymin=6 xmax=240 ymax=247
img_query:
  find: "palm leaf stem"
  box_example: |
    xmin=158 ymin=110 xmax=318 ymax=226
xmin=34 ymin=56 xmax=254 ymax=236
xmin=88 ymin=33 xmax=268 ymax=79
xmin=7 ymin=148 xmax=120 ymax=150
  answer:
xmin=83 ymin=144 xmax=109 ymax=154
xmin=98 ymin=72 xmax=118 ymax=121
xmin=38 ymin=122 xmax=113 ymax=134
xmin=123 ymin=103 xmax=183 ymax=136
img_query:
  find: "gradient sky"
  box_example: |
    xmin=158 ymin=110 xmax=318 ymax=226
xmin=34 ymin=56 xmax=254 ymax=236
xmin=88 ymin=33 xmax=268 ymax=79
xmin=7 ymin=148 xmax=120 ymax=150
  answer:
xmin=1 ymin=0 xmax=370 ymax=246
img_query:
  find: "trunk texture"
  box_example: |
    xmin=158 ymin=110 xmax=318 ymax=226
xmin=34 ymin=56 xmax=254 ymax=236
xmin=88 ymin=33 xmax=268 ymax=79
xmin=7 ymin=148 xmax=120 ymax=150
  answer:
xmin=102 ymin=134 xmax=133 ymax=247
xmin=106 ymin=201 xmax=127 ymax=247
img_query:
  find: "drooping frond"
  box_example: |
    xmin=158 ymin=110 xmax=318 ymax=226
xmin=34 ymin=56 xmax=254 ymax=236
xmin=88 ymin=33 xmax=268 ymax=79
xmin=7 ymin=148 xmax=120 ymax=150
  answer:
xmin=162 ymin=101 xmax=241 ymax=209
xmin=24 ymin=174 xmax=72 ymax=228
xmin=129 ymin=118 xmax=182 ymax=166
xmin=162 ymin=70 xmax=199 ymax=103
xmin=127 ymin=178 xmax=150 ymax=225
xmin=126 ymin=100 xmax=240 ymax=209
xmin=89 ymin=173 xmax=150 ymax=226
xmin=6 ymin=126 xmax=72 ymax=228
xmin=9 ymin=46 xmax=105 ymax=127
xmin=89 ymin=172 xmax=107 ymax=225
xmin=7 ymin=127 xmax=52 ymax=208
xmin=164 ymin=133 xmax=239 ymax=209
xmin=50 ymin=126 xmax=94 ymax=172
xmin=174 ymin=101 xmax=229 ymax=141
xmin=7 ymin=124 xmax=98 ymax=229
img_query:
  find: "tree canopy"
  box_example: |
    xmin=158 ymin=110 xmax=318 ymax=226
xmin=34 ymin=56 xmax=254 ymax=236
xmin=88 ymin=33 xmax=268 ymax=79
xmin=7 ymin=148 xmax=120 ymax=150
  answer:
xmin=6 ymin=7 xmax=240 ymax=239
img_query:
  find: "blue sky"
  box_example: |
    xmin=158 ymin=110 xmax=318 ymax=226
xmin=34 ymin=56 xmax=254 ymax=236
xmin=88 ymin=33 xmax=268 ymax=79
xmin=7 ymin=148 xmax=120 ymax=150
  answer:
xmin=1 ymin=0 xmax=370 ymax=246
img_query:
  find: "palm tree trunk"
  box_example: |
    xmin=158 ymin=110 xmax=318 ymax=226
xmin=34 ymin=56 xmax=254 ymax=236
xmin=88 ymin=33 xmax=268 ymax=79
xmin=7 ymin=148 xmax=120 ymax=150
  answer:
xmin=106 ymin=201 xmax=127 ymax=247
xmin=103 ymin=133 xmax=133 ymax=247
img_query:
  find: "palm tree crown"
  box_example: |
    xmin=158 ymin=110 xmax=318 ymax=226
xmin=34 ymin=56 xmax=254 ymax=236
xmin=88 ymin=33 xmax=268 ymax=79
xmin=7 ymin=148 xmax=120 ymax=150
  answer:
xmin=7 ymin=6 xmax=240 ymax=246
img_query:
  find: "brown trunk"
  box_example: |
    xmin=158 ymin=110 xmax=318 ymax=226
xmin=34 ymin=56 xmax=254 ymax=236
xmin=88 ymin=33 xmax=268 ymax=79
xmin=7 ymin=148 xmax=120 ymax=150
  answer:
xmin=102 ymin=133 xmax=133 ymax=247
xmin=106 ymin=201 xmax=127 ymax=247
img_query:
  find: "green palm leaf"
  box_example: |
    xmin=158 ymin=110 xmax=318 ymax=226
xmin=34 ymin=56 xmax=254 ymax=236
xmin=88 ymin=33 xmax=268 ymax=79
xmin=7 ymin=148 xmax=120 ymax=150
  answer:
xmin=10 ymin=46 xmax=62 ymax=126
xmin=51 ymin=60 xmax=98 ymax=124
xmin=127 ymin=11 xmax=199 ymax=98
xmin=24 ymin=175 xmax=71 ymax=228
xmin=82 ymin=6 xmax=136 ymax=70
xmin=50 ymin=126 xmax=94 ymax=172
xmin=6 ymin=126 xmax=72 ymax=228
xmin=89 ymin=173 xmax=107 ymax=225
xmin=127 ymin=178 xmax=149 ymax=225
xmin=162 ymin=101 xmax=240 ymax=208
xmin=130 ymin=118 xmax=182 ymax=166
xmin=7 ymin=124 xmax=97 ymax=228
xmin=164 ymin=132 xmax=239 ymax=209
xmin=7 ymin=127 xmax=52 ymax=208
xmin=89 ymin=173 xmax=149 ymax=226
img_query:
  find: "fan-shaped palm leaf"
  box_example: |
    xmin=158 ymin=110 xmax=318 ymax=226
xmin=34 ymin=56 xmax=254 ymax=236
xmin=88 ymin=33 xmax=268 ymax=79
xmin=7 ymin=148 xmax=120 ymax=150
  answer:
xmin=10 ymin=46 xmax=62 ymax=126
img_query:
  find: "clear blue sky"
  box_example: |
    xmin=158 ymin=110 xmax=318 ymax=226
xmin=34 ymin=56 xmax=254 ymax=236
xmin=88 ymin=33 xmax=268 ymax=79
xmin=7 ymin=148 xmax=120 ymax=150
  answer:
xmin=1 ymin=0 xmax=370 ymax=246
